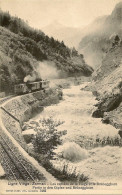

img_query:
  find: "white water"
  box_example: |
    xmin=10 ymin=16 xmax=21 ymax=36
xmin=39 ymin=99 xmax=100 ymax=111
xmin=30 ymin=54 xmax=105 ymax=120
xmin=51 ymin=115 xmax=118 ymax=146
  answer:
xmin=34 ymin=83 xmax=118 ymax=144
xmin=30 ymin=82 xmax=122 ymax=182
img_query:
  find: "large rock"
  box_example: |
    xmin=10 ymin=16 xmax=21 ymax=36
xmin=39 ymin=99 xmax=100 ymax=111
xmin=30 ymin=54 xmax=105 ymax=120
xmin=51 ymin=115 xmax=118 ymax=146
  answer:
xmin=92 ymin=109 xmax=104 ymax=118
xmin=22 ymin=129 xmax=36 ymax=143
xmin=118 ymin=130 xmax=122 ymax=138
xmin=102 ymin=102 xmax=122 ymax=129
xmin=92 ymin=93 xmax=122 ymax=118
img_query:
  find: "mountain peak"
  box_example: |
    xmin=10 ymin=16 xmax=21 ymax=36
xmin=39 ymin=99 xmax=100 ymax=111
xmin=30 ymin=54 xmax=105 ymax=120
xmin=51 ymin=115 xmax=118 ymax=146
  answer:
xmin=111 ymin=1 xmax=122 ymax=21
xmin=114 ymin=1 xmax=122 ymax=8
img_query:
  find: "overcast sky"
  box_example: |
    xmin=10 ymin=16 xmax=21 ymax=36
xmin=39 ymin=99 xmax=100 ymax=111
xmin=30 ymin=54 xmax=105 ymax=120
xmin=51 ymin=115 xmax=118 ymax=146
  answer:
xmin=0 ymin=0 xmax=120 ymax=29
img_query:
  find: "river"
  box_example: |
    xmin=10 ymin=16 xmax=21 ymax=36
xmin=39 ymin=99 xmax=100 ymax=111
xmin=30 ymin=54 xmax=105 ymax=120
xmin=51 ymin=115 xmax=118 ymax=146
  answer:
xmin=28 ymin=81 xmax=122 ymax=182
xmin=34 ymin=83 xmax=118 ymax=143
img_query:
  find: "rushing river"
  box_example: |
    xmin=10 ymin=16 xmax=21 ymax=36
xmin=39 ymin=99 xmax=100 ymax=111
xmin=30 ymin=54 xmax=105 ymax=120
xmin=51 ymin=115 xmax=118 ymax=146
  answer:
xmin=34 ymin=83 xmax=118 ymax=143
xmin=29 ymin=82 xmax=122 ymax=182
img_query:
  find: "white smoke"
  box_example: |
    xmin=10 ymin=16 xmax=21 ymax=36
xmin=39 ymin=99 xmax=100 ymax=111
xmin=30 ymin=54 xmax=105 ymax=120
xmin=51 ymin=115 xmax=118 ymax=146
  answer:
xmin=37 ymin=61 xmax=60 ymax=80
xmin=24 ymin=74 xmax=36 ymax=82
xmin=24 ymin=61 xmax=60 ymax=83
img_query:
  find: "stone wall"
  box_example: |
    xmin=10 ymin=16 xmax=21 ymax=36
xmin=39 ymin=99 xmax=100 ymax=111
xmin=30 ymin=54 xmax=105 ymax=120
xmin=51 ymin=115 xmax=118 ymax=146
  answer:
xmin=1 ymin=89 xmax=61 ymax=151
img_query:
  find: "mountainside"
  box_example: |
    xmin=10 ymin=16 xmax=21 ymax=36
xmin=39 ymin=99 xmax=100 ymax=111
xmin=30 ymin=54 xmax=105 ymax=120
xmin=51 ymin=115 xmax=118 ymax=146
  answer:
xmin=93 ymin=35 xmax=122 ymax=81
xmin=0 ymin=10 xmax=93 ymax=94
xmin=42 ymin=21 xmax=84 ymax=48
xmin=42 ymin=17 xmax=107 ymax=49
xmin=90 ymin=38 xmax=122 ymax=133
xmin=78 ymin=2 xmax=122 ymax=68
xmin=84 ymin=2 xmax=122 ymax=135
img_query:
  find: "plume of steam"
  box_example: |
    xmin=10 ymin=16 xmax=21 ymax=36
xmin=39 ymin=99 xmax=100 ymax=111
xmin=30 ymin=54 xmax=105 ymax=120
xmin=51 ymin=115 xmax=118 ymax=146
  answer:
xmin=24 ymin=61 xmax=60 ymax=83
xmin=37 ymin=61 xmax=60 ymax=79
xmin=24 ymin=75 xmax=35 ymax=82
xmin=24 ymin=71 xmax=37 ymax=82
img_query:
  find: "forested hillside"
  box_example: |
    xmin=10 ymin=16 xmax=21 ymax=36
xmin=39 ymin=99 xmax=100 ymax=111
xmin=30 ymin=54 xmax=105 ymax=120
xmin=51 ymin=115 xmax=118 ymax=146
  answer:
xmin=0 ymin=10 xmax=93 ymax=94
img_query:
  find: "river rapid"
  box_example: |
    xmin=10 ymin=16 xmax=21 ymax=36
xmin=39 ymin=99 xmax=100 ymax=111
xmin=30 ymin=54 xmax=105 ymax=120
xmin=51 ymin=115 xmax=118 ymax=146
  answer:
xmin=29 ymin=81 xmax=122 ymax=182
xmin=34 ymin=83 xmax=118 ymax=142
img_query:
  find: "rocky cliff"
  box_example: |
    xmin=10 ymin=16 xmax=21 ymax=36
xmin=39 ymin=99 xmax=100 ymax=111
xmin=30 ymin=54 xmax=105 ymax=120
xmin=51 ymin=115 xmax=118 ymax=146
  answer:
xmin=91 ymin=40 xmax=122 ymax=136
xmin=78 ymin=2 xmax=122 ymax=69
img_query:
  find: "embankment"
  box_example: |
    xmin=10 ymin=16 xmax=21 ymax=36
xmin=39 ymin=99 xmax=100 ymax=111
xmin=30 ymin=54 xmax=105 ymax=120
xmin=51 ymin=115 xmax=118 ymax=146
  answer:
xmin=0 ymin=88 xmax=62 ymax=152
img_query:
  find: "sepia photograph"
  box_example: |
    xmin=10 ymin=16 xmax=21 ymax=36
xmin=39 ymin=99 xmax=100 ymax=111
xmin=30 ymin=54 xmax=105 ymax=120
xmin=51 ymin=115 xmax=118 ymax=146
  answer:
xmin=0 ymin=0 xmax=122 ymax=194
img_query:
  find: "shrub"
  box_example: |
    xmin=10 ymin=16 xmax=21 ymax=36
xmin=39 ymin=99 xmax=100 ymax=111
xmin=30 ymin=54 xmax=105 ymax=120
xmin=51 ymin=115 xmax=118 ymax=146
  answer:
xmin=44 ymin=162 xmax=89 ymax=182
xmin=32 ymin=117 xmax=65 ymax=159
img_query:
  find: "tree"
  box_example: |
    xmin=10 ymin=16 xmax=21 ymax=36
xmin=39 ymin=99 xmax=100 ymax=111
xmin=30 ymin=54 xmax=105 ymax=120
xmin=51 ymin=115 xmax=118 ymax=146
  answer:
xmin=0 ymin=11 xmax=10 ymax=27
xmin=0 ymin=64 xmax=11 ymax=93
xmin=32 ymin=118 xmax=63 ymax=159
xmin=71 ymin=47 xmax=78 ymax=56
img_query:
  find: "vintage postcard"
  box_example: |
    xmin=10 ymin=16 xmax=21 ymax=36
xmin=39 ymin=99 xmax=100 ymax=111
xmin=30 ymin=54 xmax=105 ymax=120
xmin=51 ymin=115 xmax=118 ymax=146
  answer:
xmin=0 ymin=0 xmax=122 ymax=194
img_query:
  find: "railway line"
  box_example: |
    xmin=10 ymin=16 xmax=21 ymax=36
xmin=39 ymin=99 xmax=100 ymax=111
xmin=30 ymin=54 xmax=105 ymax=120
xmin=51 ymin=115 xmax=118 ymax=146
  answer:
xmin=0 ymin=88 xmax=57 ymax=182
xmin=0 ymin=131 xmax=46 ymax=181
xmin=0 ymin=144 xmax=22 ymax=181
xmin=0 ymin=134 xmax=35 ymax=181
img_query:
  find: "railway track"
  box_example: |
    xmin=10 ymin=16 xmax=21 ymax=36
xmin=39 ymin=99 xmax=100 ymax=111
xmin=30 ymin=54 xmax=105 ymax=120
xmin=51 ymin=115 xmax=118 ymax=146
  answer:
xmin=0 ymin=91 xmax=57 ymax=182
xmin=0 ymin=144 xmax=22 ymax=181
xmin=0 ymin=134 xmax=40 ymax=181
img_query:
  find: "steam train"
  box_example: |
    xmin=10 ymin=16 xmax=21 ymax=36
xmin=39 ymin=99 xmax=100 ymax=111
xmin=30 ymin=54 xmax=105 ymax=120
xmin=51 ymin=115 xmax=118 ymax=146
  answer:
xmin=14 ymin=80 xmax=50 ymax=95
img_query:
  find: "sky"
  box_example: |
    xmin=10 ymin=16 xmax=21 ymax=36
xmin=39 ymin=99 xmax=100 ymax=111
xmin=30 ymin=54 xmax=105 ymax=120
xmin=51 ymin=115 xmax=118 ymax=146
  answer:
xmin=0 ymin=0 xmax=120 ymax=29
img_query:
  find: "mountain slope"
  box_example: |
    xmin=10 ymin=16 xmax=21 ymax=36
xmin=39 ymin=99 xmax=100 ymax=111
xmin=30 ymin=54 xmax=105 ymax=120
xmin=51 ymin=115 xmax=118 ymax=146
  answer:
xmin=42 ymin=21 xmax=84 ymax=48
xmin=42 ymin=17 xmax=108 ymax=49
xmin=90 ymin=38 xmax=122 ymax=132
xmin=0 ymin=10 xmax=93 ymax=94
xmin=78 ymin=2 xmax=122 ymax=68
xmin=93 ymin=36 xmax=122 ymax=81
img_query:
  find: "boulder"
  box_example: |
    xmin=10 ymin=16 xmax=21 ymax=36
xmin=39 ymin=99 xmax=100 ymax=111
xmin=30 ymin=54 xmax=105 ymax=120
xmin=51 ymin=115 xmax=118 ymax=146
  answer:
xmin=22 ymin=129 xmax=36 ymax=143
xmin=92 ymin=109 xmax=104 ymax=118
xmin=118 ymin=130 xmax=122 ymax=138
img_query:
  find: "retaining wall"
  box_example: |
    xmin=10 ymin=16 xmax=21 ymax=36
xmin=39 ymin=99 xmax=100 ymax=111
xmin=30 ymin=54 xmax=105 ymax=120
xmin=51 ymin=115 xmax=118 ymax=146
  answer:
xmin=1 ymin=89 xmax=61 ymax=151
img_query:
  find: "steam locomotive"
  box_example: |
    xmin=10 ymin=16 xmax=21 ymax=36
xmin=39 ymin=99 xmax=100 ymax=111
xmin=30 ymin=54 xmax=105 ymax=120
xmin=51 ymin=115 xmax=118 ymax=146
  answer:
xmin=14 ymin=80 xmax=50 ymax=95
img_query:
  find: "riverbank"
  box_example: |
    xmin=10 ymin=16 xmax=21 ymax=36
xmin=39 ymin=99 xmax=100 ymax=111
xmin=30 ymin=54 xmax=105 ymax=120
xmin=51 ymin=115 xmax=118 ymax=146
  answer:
xmin=89 ymin=66 xmax=122 ymax=134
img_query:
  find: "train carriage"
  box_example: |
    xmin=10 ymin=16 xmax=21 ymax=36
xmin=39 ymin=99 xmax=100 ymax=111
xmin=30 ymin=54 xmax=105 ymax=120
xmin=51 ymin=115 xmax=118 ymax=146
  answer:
xmin=14 ymin=80 xmax=50 ymax=95
xmin=41 ymin=80 xmax=50 ymax=89
xmin=14 ymin=84 xmax=29 ymax=94
xmin=27 ymin=81 xmax=41 ymax=91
